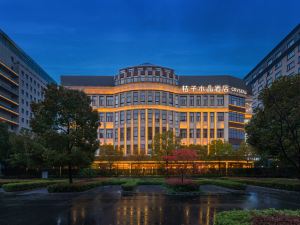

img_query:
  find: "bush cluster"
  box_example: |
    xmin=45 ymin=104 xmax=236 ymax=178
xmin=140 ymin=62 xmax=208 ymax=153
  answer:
xmin=215 ymin=209 xmax=300 ymax=225
xmin=121 ymin=180 xmax=138 ymax=191
xmin=225 ymin=178 xmax=300 ymax=191
xmin=2 ymin=180 xmax=60 ymax=192
xmin=47 ymin=181 xmax=103 ymax=193
xmin=165 ymin=178 xmax=199 ymax=192
xmin=197 ymin=179 xmax=246 ymax=190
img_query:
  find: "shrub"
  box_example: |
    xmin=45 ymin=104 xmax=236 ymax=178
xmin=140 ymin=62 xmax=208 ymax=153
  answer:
xmin=2 ymin=180 xmax=60 ymax=192
xmin=215 ymin=209 xmax=300 ymax=225
xmin=252 ymin=215 xmax=300 ymax=225
xmin=165 ymin=178 xmax=199 ymax=192
xmin=121 ymin=180 xmax=138 ymax=191
xmin=225 ymin=178 xmax=300 ymax=191
xmin=137 ymin=178 xmax=164 ymax=185
xmin=101 ymin=178 xmax=127 ymax=185
xmin=48 ymin=181 xmax=103 ymax=193
xmin=79 ymin=168 xmax=97 ymax=178
xmin=197 ymin=179 xmax=246 ymax=190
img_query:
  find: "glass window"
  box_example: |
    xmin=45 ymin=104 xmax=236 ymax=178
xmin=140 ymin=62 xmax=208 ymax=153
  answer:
xmin=217 ymin=129 xmax=224 ymax=138
xmin=127 ymin=128 xmax=131 ymax=140
xmin=148 ymin=109 xmax=153 ymax=123
xmin=120 ymin=111 xmax=125 ymax=124
xmin=126 ymin=92 xmax=131 ymax=104
xmin=189 ymin=129 xmax=194 ymax=138
xmin=203 ymin=95 xmax=208 ymax=106
xmin=196 ymin=112 xmax=201 ymax=122
xmin=155 ymin=92 xmax=160 ymax=104
xmin=196 ymin=129 xmax=201 ymax=138
xmin=99 ymin=96 xmax=105 ymax=106
xmin=99 ymin=129 xmax=105 ymax=138
xmin=126 ymin=110 xmax=131 ymax=123
xmin=169 ymin=93 xmax=173 ymax=106
xmin=203 ymin=112 xmax=208 ymax=122
xmin=209 ymin=95 xmax=215 ymax=106
xmin=140 ymin=91 xmax=145 ymax=104
xmin=140 ymin=110 xmax=145 ymax=121
xmin=287 ymin=61 xmax=295 ymax=71
xmin=189 ymin=96 xmax=194 ymax=106
xmin=196 ymin=96 xmax=201 ymax=106
xmin=203 ymin=129 xmax=208 ymax=138
xmin=189 ymin=112 xmax=194 ymax=122
xmin=287 ymin=51 xmax=295 ymax=60
xmin=162 ymin=110 xmax=167 ymax=121
xmin=148 ymin=91 xmax=153 ymax=104
xmin=155 ymin=110 xmax=160 ymax=123
xmin=229 ymin=95 xmax=245 ymax=107
xmin=180 ymin=96 xmax=187 ymax=106
xmin=120 ymin=93 xmax=125 ymax=106
xmin=217 ymin=112 xmax=224 ymax=121
xmin=180 ymin=112 xmax=187 ymax=122
xmin=91 ymin=96 xmax=97 ymax=106
xmin=133 ymin=92 xmax=138 ymax=104
xmin=134 ymin=127 xmax=138 ymax=138
xmin=210 ymin=129 xmax=214 ymax=138
xmin=162 ymin=92 xmax=167 ymax=105
xmin=180 ymin=129 xmax=187 ymax=138
xmin=106 ymin=112 xmax=113 ymax=122
xmin=99 ymin=113 xmax=105 ymax=122
xmin=106 ymin=129 xmax=113 ymax=138
xmin=115 ymin=95 xmax=119 ymax=107
xmin=106 ymin=96 xmax=114 ymax=106
xmin=217 ymin=95 xmax=224 ymax=106
xmin=133 ymin=110 xmax=138 ymax=120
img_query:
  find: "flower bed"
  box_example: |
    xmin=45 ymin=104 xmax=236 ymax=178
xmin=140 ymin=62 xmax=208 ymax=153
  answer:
xmin=215 ymin=209 xmax=300 ymax=225
xmin=165 ymin=178 xmax=199 ymax=192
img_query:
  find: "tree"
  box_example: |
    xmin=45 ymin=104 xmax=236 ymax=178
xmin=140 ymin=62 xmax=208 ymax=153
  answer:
xmin=153 ymin=130 xmax=181 ymax=175
xmin=31 ymin=84 xmax=99 ymax=183
xmin=235 ymin=141 xmax=257 ymax=163
xmin=0 ymin=123 xmax=11 ymax=170
xmin=164 ymin=149 xmax=197 ymax=183
xmin=8 ymin=130 xmax=46 ymax=170
xmin=246 ymin=75 xmax=300 ymax=176
xmin=98 ymin=144 xmax=122 ymax=174
xmin=183 ymin=144 xmax=207 ymax=159
xmin=152 ymin=130 xmax=181 ymax=160
xmin=209 ymin=140 xmax=233 ymax=172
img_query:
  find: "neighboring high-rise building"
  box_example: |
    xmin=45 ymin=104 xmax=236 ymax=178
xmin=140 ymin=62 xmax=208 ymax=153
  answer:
xmin=0 ymin=29 xmax=55 ymax=131
xmin=244 ymin=24 xmax=300 ymax=109
xmin=62 ymin=63 xmax=250 ymax=156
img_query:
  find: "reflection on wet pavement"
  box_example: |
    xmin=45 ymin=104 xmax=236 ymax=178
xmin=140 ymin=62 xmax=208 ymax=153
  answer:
xmin=1 ymin=185 xmax=300 ymax=225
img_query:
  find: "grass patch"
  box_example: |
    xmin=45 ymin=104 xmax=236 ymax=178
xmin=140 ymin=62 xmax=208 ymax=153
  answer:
xmin=215 ymin=209 xmax=300 ymax=225
xmin=137 ymin=178 xmax=164 ymax=185
xmin=196 ymin=178 xmax=246 ymax=190
xmin=101 ymin=178 xmax=127 ymax=185
xmin=224 ymin=177 xmax=300 ymax=191
xmin=121 ymin=179 xmax=138 ymax=191
xmin=2 ymin=180 xmax=62 ymax=192
xmin=48 ymin=181 xmax=103 ymax=193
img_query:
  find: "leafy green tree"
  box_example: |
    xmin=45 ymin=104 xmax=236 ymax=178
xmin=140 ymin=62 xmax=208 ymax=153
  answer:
xmin=8 ymin=130 xmax=46 ymax=170
xmin=235 ymin=141 xmax=257 ymax=162
xmin=209 ymin=140 xmax=233 ymax=172
xmin=98 ymin=144 xmax=122 ymax=173
xmin=246 ymin=75 xmax=300 ymax=176
xmin=31 ymin=84 xmax=99 ymax=183
xmin=0 ymin=123 xmax=11 ymax=169
xmin=152 ymin=130 xmax=181 ymax=160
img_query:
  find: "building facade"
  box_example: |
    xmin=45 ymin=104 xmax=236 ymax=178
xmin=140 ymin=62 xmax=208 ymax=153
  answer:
xmin=244 ymin=24 xmax=300 ymax=109
xmin=62 ymin=63 xmax=250 ymax=156
xmin=0 ymin=29 xmax=55 ymax=131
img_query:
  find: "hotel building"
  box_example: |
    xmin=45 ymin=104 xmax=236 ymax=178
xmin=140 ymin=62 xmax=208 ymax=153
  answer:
xmin=244 ymin=24 xmax=300 ymax=109
xmin=62 ymin=63 xmax=250 ymax=156
xmin=0 ymin=29 xmax=55 ymax=131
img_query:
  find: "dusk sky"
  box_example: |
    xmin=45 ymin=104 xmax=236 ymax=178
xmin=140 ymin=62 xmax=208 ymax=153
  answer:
xmin=0 ymin=0 xmax=299 ymax=83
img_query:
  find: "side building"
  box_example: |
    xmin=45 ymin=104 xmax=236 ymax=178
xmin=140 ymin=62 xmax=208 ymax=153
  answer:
xmin=244 ymin=24 xmax=300 ymax=109
xmin=62 ymin=63 xmax=251 ymax=156
xmin=0 ymin=29 xmax=55 ymax=131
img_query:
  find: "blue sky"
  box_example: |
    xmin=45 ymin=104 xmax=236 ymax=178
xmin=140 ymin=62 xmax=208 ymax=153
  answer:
xmin=0 ymin=0 xmax=299 ymax=83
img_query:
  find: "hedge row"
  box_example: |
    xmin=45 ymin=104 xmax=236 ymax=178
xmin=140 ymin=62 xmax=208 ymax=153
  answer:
xmin=225 ymin=178 xmax=300 ymax=191
xmin=197 ymin=179 xmax=247 ymax=190
xmin=215 ymin=209 xmax=300 ymax=225
xmin=48 ymin=181 xmax=103 ymax=193
xmin=2 ymin=180 xmax=61 ymax=192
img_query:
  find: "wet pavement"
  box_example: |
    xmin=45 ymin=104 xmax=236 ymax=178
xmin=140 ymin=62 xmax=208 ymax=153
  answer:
xmin=1 ymin=185 xmax=300 ymax=225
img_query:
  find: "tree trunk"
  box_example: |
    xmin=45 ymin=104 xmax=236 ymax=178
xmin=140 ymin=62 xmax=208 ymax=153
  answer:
xmin=68 ymin=163 xmax=73 ymax=184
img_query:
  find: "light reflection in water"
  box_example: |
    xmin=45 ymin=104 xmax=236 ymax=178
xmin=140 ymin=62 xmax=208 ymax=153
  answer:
xmin=67 ymin=194 xmax=218 ymax=225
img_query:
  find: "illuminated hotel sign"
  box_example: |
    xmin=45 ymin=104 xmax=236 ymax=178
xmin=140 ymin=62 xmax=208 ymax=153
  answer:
xmin=181 ymin=85 xmax=247 ymax=95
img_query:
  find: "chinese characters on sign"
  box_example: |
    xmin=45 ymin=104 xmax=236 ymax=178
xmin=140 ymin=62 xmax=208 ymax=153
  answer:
xmin=181 ymin=85 xmax=247 ymax=95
